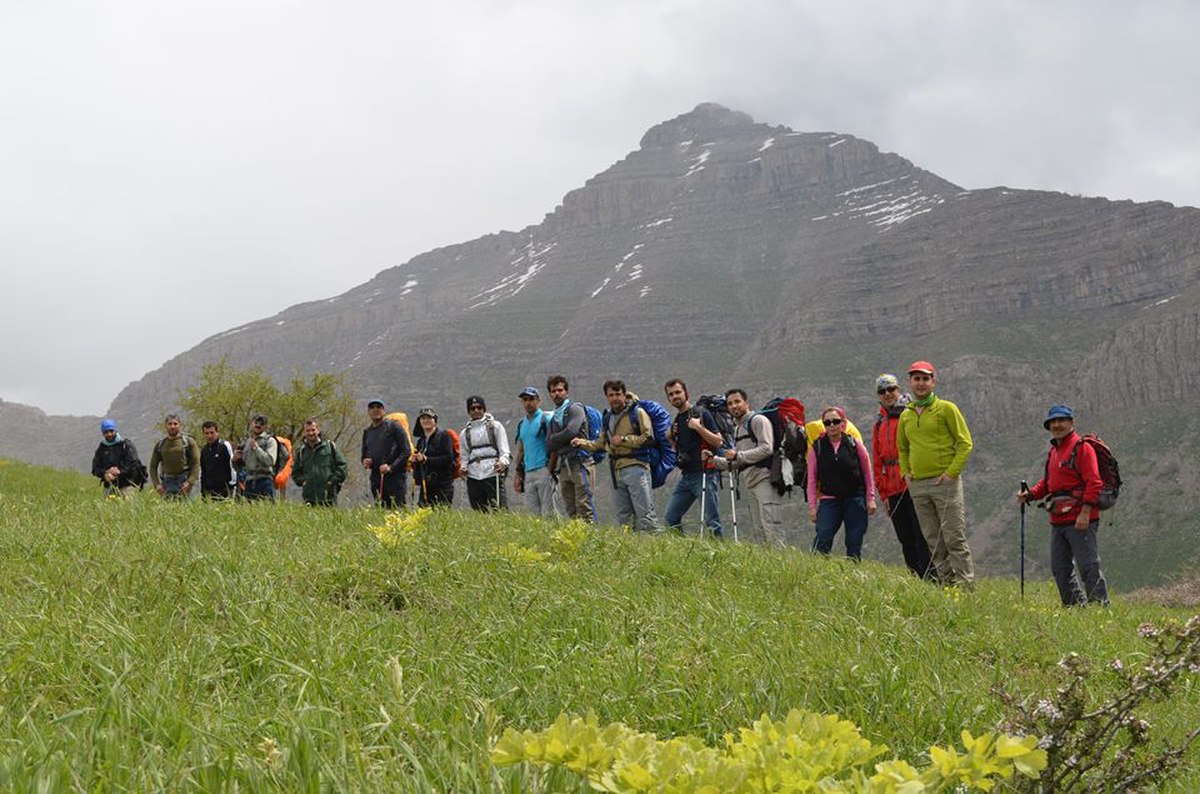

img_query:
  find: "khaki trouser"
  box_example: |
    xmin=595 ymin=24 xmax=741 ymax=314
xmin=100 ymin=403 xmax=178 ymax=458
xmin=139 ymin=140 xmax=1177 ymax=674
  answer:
xmin=557 ymin=458 xmax=597 ymax=523
xmin=908 ymin=476 xmax=974 ymax=586
xmin=747 ymin=479 xmax=789 ymax=548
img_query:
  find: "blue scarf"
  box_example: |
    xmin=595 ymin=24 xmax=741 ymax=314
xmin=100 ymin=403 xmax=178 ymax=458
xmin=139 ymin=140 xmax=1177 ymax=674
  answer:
xmin=101 ymin=433 xmax=124 ymax=446
xmin=553 ymin=398 xmax=571 ymax=426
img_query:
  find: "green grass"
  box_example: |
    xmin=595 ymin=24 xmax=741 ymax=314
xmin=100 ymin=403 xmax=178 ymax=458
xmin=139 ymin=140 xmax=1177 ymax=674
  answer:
xmin=0 ymin=459 xmax=1197 ymax=791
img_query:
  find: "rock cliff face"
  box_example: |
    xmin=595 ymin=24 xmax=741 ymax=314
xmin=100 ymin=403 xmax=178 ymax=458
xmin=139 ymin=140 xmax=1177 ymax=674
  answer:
xmin=7 ymin=103 xmax=1200 ymax=586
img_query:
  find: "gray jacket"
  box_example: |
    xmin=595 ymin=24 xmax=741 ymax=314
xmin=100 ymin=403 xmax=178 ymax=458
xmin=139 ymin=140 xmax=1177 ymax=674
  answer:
xmin=712 ymin=412 xmax=773 ymax=489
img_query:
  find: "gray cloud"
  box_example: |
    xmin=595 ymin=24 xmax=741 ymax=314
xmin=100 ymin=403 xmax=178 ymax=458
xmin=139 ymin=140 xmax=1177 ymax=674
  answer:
xmin=2 ymin=1 xmax=1196 ymax=415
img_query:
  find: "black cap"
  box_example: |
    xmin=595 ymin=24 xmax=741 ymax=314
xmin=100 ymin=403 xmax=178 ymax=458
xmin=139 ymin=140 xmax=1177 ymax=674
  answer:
xmin=466 ymin=395 xmax=486 ymax=410
xmin=252 ymin=414 xmax=268 ymax=425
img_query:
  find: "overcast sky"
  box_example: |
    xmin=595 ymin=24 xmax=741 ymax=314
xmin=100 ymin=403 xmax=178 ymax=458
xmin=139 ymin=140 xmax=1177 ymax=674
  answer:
xmin=3 ymin=1 xmax=1197 ymax=416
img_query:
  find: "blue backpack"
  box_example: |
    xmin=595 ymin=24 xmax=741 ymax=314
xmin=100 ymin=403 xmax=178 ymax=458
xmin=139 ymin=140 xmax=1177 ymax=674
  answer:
xmin=579 ymin=404 xmax=606 ymax=465
xmin=627 ymin=399 xmax=677 ymax=488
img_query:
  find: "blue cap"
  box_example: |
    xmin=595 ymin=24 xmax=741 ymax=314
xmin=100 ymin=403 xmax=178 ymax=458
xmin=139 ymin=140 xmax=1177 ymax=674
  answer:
xmin=517 ymin=386 xmax=540 ymax=399
xmin=367 ymin=398 xmax=385 ymax=408
xmin=1043 ymin=404 xmax=1075 ymax=429
xmin=100 ymin=419 xmax=117 ymax=433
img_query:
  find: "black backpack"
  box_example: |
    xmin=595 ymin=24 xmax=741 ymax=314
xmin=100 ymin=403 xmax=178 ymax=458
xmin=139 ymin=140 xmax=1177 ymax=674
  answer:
xmin=272 ymin=436 xmax=291 ymax=476
xmin=695 ymin=394 xmax=736 ymax=450
xmin=124 ymin=440 xmax=149 ymax=488
xmin=749 ymin=398 xmax=808 ymax=497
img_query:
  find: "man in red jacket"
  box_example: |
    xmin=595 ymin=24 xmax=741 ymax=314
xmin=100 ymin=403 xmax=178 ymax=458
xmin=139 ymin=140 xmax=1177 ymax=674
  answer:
xmin=871 ymin=374 xmax=933 ymax=578
xmin=1017 ymin=404 xmax=1110 ymax=606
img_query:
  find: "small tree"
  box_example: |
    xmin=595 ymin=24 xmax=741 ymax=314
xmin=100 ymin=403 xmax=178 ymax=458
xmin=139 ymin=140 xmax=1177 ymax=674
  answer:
xmin=178 ymin=359 xmax=357 ymax=447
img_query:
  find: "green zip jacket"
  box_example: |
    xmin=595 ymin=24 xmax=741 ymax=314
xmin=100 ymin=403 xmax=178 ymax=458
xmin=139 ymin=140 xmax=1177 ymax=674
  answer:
xmin=291 ymin=438 xmax=348 ymax=505
xmin=897 ymin=395 xmax=973 ymax=480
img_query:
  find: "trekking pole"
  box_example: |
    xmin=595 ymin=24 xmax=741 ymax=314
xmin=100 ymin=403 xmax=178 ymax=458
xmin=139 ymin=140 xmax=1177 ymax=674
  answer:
xmin=495 ymin=471 xmax=501 ymax=510
xmin=1019 ymin=479 xmax=1028 ymax=601
xmin=729 ymin=468 xmax=739 ymax=543
xmin=700 ymin=469 xmax=707 ymax=537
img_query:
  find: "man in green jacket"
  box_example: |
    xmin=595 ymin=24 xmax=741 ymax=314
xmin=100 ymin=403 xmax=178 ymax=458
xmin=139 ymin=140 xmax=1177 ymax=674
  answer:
xmin=897 ymin=361 xmax=975 ymax=586
xmin=148 ymin=414 xmax=200 ymax=499
xmin=291 ymin=418 xmax=348 ymax=506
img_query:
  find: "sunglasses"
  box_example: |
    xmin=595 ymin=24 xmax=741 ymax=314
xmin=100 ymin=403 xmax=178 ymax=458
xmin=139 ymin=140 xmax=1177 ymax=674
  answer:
xmin=822 ymin=418 xmax=843 ymax=427
xmin=877 ymin=386 xmax=898 ymax=395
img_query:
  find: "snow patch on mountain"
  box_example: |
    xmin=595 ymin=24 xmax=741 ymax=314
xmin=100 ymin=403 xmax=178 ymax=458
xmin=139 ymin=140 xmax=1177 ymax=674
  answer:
xmin=469 ymin=240 xmax=557 ymax=309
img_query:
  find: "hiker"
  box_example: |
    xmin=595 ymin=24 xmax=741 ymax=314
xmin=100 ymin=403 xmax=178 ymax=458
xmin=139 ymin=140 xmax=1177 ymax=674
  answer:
xmin=91 ymin=418 xmax=144 ymax=497
xmin=707 ymin=389 xmax=787 ymax=547
xmin=897 ymin=361 xmax=975 ymax=587
xmin=236 ymin=414 xmax=278 ymax=501
xmin=1016 ymin=405 xmax=1110 ymax=607
xmin=511 ymin=386 xmax=560 ymax=518
xmin=460 ymin=395 xmax=511 ymax=511
xmin=871 ymin=374 xmax=933 ymax=578
xmin=662 ymin=379 xmax=724 ymax=537
xmin=572 ymin=380 xmax=662 ymax=532
xmin=199 ymin=421 xmax=236 ymax=500
xmin=545 ymin=375 xmax=598 ymax=522
xmin=292 ymin=418 xmax=348 ymax=507
xmin=807 ymin=406 xmax=877 ymax=560
xmin=361 ymin=398 xmax=412 ymax=508
xmin=148 ymin=413 xmax=200 ymax=499
xmin=412 ymin=406 xmax=455 ymax=507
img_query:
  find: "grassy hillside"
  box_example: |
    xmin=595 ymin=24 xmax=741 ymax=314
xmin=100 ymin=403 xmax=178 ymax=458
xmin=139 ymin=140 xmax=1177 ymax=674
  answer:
xmin=0 ymin=460 xmax=1197 ymax=790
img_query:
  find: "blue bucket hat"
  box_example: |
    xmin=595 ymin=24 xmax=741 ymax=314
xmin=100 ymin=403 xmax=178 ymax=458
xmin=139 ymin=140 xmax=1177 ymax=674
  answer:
xmin=100 ymin=419 xmax=118 ymax=433
xmin=1043 ymin=404 xmax=1075 ymax=429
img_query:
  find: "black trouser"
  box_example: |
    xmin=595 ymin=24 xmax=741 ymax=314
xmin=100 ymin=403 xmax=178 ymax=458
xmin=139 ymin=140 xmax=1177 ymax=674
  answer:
xmin=887 ymin=490 xmax=935 ymax=579
xmin=1050 ymin=520 xmax=1109 ymax=606
xmin=466 ymin=475 xmax=508 ymax=511
xmin=202 ymin=484 xmax=232 ymax=500
xmin=416 ymin=476 xmax=453 ymax=507
xmin=369 ymin=468 xmax=407 ymax=508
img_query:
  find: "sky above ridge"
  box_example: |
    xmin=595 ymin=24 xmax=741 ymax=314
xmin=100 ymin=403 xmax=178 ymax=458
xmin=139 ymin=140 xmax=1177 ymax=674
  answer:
xmin=3 ymin=1 xmax=1198 ymax=416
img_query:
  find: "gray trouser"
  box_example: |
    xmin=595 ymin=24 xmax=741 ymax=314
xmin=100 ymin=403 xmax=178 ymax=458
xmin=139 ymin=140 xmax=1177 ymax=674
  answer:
xmin=908 ymin=476 xmax=974 ymax=586
xmin=523 ymin=467 xmax=560 ymax=519
xmin=613 ymin=464 xmax=662 ymax=532
xmin=747 ymin=478 xmax=789 ymax=548
xmin=1050 ymin=521 xmax=1110 ymax=606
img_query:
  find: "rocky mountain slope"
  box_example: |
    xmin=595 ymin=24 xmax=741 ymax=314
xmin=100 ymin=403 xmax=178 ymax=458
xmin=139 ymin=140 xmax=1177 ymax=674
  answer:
xmin=7 ymin=103 xmax=1199 ymax=587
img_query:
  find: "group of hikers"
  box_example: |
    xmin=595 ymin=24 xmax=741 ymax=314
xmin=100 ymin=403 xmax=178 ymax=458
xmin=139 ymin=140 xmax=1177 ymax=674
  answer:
xmin=91 ymin=360 xmax=1113 ymax=607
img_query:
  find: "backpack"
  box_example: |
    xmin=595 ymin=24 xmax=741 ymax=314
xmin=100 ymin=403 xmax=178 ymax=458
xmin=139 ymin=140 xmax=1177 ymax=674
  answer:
xmin=446 ymin=428 xmax=463 ymax=479
xmin=272 ymin=436 xmax=291 ymax=478
xmin=461 ymin=418 xmax=501 ymax=467
xmin=695 ymin=394 xmax=736 ymax=451
xmin=384 ymin=412 xmax=417 ymax=471
xmin=624 ymin=398 xmax=677 ymax=489
xmin=1050 ymin=433 xmax=1121 ymax=511
xmin=579 ymin=404 xmax=607 ymax=465
xmin=750 ymin=397 xmax=807 ymax=497
xmin=124 ymin=440 xmax=149 ymax=488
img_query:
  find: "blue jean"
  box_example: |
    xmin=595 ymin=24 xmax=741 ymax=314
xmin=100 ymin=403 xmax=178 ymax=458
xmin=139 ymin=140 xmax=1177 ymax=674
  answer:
xmin=244 ymin=476 xmax=275 ymax=501
xmin=812 ymin=495 xmax=868 ymax=559
xmin=664 ymin=471 xmax=723 ymax=537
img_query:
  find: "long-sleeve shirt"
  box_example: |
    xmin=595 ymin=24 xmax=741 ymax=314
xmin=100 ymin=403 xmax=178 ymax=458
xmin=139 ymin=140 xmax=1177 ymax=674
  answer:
xmin=546 ymin=400 xmax=587 ymax=457
xmin=242 ymin=432 xmax=278 ymax=478
xmin=577 ymin=403 xmax=652 ymax=471
xmin=460 ymin=414 xmax=511 ymax=480
xmin=711 ymin=412 xmax=773 ymax=489
xmin=897 ymin=395 xmax=973 ymax=480
xmin=149 ymin=434 xmax=200 ymax=486
xmin=1028 ymin=431 xmax=1102 ymax=525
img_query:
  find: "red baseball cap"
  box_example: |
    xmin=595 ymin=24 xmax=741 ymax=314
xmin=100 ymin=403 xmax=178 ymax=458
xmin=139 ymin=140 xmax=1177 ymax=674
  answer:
xmin=908 ymin=360 xmax=936 ymax=376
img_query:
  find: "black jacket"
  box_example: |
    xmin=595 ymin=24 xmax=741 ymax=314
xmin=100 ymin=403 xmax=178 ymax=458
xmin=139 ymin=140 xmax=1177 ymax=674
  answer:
xmin=91 ymin=438 xmax=143 ymax=488
xmin=414 ymin=428 xmax=455 ymax=484
xmin=361 ymin=420 xmax=412 ymax=472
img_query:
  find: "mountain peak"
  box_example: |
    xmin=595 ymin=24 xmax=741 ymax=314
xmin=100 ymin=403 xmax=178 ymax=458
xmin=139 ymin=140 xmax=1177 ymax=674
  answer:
xmin=639 ymin=102 xmax=760 ymax=149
